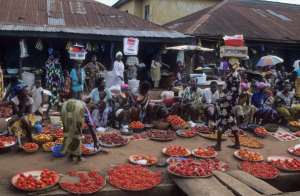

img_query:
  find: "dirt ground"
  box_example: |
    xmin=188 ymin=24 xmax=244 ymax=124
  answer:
xmin=0 ymin=127 xmax=299 ymax=195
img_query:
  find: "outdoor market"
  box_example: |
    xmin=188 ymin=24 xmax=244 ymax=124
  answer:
xmin=0 ymin=0 xmax=300 ymax=196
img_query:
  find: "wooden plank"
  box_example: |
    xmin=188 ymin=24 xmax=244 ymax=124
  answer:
xmin=213 ymin=171 xmax=262 ymax=196
xmin=228 ymin=170 xmax=282 ymax=195
xmin=173 ymin=176 xmax=234 ymax=196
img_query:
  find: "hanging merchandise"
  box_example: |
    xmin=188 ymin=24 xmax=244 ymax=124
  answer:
xmin=66 ymin=41 xmax=72 ymax=50
xmin=20 ymin=39 xmax=29 ymax=58
xmin=35 ymin=39 xmax=43 ymax=51
xmin=86 ymin=42 xmax=92 ymax=52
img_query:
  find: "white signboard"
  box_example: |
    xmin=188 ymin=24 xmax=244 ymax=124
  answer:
xmin=220 ymin=46 xmax=248 ymax=58
xmin=123 ymin=37 xmax=139 ymax=55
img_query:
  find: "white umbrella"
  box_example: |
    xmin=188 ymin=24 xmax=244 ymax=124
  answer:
xmin=256 ymin=55 xmax=284 ymax=67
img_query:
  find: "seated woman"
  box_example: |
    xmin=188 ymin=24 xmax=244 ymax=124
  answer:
xmin=254 ymin=88 xmax=279 ymax=125
xmin=233 ymin=82 xmax=256 ymax=125
xmin=86 ymin=78 xmax=113 ymax=128
xmin=275 ymin=82 xmax=300 ymax=122
xmin=61 ymin=99 xmax=99 ymax=162
xmin=8 ymin=84 xmax=36 ymax=145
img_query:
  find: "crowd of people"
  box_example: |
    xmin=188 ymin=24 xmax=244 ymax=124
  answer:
xmin=1 ymin=48 xmax=300 ymax=161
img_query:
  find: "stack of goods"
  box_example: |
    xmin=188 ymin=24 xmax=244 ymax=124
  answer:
xmin=234 ymin=149 xmax=263 ymax=162
xmin=33 ymin=134 xmax=53 ymax=144
xmin=108 ymin=164 xmax=161 ymax=191
xmin=254 ymin=127 xmax=268 ymax=138
xmin=162 ymin=145 xmax=191 ymax=157
xmin=60 ymin=171 xmax=105 ymax=194
xmin=148 ymin=129 xmax=176 ymax=141
xmin=98 ymin=132 xmax=129 ymax=147
xmin=240 ymin=161 xmax=279 ymax=179
xmin=168 ymin=159 xmax=212 ymax=178
xmin=176 ymin=128 xmax=198 ymax=138
xmin=269 ymin=156 xmax=300 ymax=171
xmin=236 ymin=135 xmax=264 ymax=149
xmin=22 ymin=142 xmax=39 ymax=153
xmin=192 ymin=147 xmax=217 ymax=158
xmin=167 ymin=115 xmax=187 ymax=130
xmin=128 ymin=155 xmax=158 ymax=166
xmin=42 ymin=142 xmax=55 ymax=152
xmin=12 ymin=169 xmax=59 ymax=191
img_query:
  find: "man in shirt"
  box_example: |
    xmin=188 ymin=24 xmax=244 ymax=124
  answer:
xmin=202 ymin=81 xmax=219 ymax=127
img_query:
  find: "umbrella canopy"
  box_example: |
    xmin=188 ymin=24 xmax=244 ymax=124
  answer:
xmin=256 ymin=55 xmax=284 ymax=67
xmin=165 ymin=45 xmax=214 ymax=52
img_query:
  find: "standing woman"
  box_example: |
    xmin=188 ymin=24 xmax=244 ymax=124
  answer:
xmin=61 ymin=99 xmax=98 ymax=162
xmin=45 ymin=50 xmax=64 ymax=115
xmin=112 ymin=51 xmax=124 ymax=88
xmin=150 ymin=56 xmax=162 ymax=88
xmin=213 ymin=58 xmax=241 ymax=151
xmin=70 ymin=61 xmax=86 ymax=99
xmin=293 ymin=60 xmax=300 ymax=99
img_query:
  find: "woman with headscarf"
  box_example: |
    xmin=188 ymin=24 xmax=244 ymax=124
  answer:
xmin=8 ymin=84 xmax=36 ymax=145
xmin=61 ymin=99 xmax=99 ymax=162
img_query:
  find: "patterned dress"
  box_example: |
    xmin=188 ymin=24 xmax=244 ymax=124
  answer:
xmin=216 ymin=71 xmax=240 ymax=132
xmin=45 ymin=59 xmax=64 ymax=106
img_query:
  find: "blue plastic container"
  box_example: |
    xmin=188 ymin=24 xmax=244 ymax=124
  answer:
xmin=34 ymin=123 xmax=43 ymax=133
xmin=51 ymin=144 xmax=65 ymax=158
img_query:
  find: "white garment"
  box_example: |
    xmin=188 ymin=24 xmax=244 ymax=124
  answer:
xmin=202 ymin=88 xmax=219 ymax=104
xmin=113 ymin=60 xmax=124 ymax=78
xmin=31 ymin=86 xmax=43 ymax=113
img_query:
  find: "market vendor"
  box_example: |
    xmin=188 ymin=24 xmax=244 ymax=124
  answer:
xmin=232 ymin=82 xmax=256 ymax=125
xmin=8 ymin=84 xmax=36 ymax=145
xmin=2 ymin=76 xmax=24 ymax=102
xmin=150 ymin=56 xmax=162 ymax=88
xmin=61 ymin=99 xmax=99 ymax=162
xmin=84 ymin=55 xmax=106 ymax=92
xmin=180 ymin=78 xmax=203 ymax=122
xmin=70 ymin=60 xmax=86 ymax=99
xmin=125 ymin=56 xmax=139 ymax=81
xmin=275 ymin=81 xmax=300 ymax=122
xmin=202 ymin=81 xmax=220 ymax=127
xmin=112 ymin=51 xmax=125 ymax=88
xmin=173 ymin=61 xmax=189 ymax=87
xmin=212 ymin=58 xmax=241 ymax=151
xmin=86 ymin=78 xmax=113 ymax=127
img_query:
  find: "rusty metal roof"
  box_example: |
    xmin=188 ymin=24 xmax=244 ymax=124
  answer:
xmin=0 ymin=0 xmax=188 ymax=39
xmin=112 ymin=0 xmax=129 ymax=8
xmin=165 ymin=0 xmax=300 ymax=43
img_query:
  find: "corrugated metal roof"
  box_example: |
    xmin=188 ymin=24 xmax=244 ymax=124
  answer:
xmin=0 ymin=0 xmax=188 ymax=38
xmin=112 ymin=0 xmax=129 ymax=8
xmin=165 ymin=0 xmax=300 ymax=43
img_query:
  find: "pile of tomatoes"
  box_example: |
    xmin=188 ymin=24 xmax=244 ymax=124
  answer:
xmin=254 ymin=127 xmax=268 ymax=138
xmin=167 ymin=115 xmax=186 ymax=128
xmin=290 ymin=147 xmax=300 ymax=156
xmin=193 ymin=147 xmax=216 ymax=158
xmin=108 ymin=164 xmax=161 ymax=191
xmin=164 ymin=145 xmax=190 ymax=157
xmin=168 ymin=159 xmax=212 ymax=177
xmin=294 ymin=131 xmax=300 ymax=137
xmin=98 ymin=133 xmax=128 ymax=146
xmin=177 ymin=128 xmax=198 ymax=138
xmin=15 ymin=169 xmax=58 ymax=191
xmin=52 ymin=129 xmax=64 ymax=139
xmin=148 ymin=130 xmax=176 ymax=141
xmin=22 ymin=143 xmax=39 ymax=152
xmin=240 ymin=161 xmax=279 ymax=179
xmin=271 ymin=158 xmax=300 ymax=171
xmin=0 ymin=136 xmax=16 ymax=147
xmin=203 ymin=159 xmax=229 ymax=172
xmin=129 ymin=121 xmax=145 ymax=129
xmin=60 ymin=171 xmax=105 ymax=194
xmin=237 ymin=149 xmax=263 ymax=162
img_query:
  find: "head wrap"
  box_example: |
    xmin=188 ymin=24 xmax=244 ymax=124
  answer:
xmin=240 ymin=82 xmax=250 ymax=91
xmin=116 ymin=51 xmax=123 ymax=58
xmin=121 ymin=83 xmax=129 ymax=90
xmin=15 ymin=83 xmax=27 ymax=94
xmin=255 ymin=82 xmax=268 ymax=90
xmin=229 ymin=57 xmax=240 ymax=69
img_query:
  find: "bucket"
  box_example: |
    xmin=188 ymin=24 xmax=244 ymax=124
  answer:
xmin=51 ymin=144 xmax=65 ymax=158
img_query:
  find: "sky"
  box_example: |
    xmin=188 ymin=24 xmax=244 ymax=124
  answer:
xmin=95 ymin=0 xmax=300 ymax=6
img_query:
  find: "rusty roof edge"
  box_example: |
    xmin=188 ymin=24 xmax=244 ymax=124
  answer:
xmin=0 ymin=24 xmax=190 ymax=38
